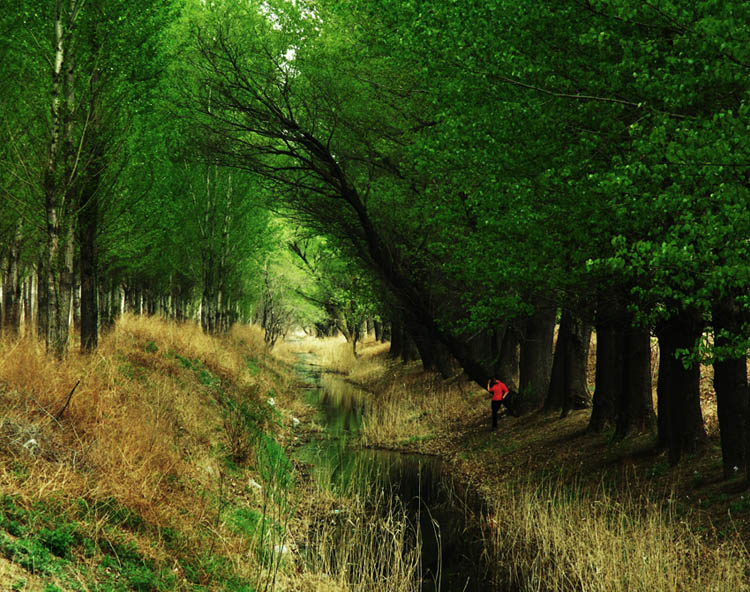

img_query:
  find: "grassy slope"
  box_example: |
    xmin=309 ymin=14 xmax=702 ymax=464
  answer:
xmin=0 ymin=316 xmax=305 ymax=591
xmin=0 ymin=318 xmax=424 ymax=592
xmin=3 ymin=322 xmax=748 ymax=591
xmin=335 ymin=338 xmax=750 ymax=591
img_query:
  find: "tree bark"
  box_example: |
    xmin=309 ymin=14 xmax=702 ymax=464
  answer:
xmin=712 ymin=296 xmax=747 ymax=480
xmin=2 ymin=230 xmax=22 ymax=336
xmin=547 ymin=310 xmax=592 ymax=416
xmin=615 ymin=325 xmax=655 ymax=439
xmin=655 ymin=310 xmax=707 ymax=465
xmin=401 ymin=329 xmax=418 ymax=363
xmin=588 ymin=321 xmax=620 ymax=433
xmin=518 ymin=302 xmax=556 ymax=412
xmin=43 ymin=0 xmax=79 ymax=357
xmin=78 ymin=100 xmax=102 ymax=351
xmin=497 ymin=325 xmax=519 ymax=391
xmin=389 ymin=314 xmax=403 ymax=358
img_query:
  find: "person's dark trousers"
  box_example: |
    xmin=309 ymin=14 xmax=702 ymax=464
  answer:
xmin=491 ymin=400 xmax=502 ymax=430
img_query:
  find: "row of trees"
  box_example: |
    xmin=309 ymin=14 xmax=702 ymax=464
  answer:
xmin=0 ymin=1 xmax=299 ymax=353
xmin=2 ymin=1 xmax=749 ymax=482
xmin=180 ymin=0 xmax=750 ymax=480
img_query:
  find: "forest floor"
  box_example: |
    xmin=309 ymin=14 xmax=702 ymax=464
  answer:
xmin=0 ymin=324 xmax=747 ymax=592
xmin=312 ymin=336 xmax=750 ymax=590
xmin=347 ymin=340 xmax=749 ymax=540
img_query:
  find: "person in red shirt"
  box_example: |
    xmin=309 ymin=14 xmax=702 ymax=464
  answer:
xmin=487 ymin=378 xmax=509 ymax=431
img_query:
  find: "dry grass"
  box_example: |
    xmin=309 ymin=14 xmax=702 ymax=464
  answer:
xmin=485 ymin=478 xmax=749 ymax=592
xmin=298 ymin=336 xmax=389 ymax=382
xmin=0 ymin=314 xmax=268 ymax=524
xmin=0 ymin=317 xmax=429 ymax=591
xmin=306 ymin=337 xmax=750 ymax=592
xmin=0 ymin=315 xmax=301 ymax=588
xmin=295 ymin=485 xmax=421 ymax=592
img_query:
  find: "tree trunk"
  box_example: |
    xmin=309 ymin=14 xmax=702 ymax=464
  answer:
xmin=655 ymin=311 xmax=707 ymax=465
xmin=497 ymin=325 xmax=519 ymax=391
xmin=547 ymin=310 xmax=592 ymax=415
xmin=545 ymin=311 xmax=570 ymax=412
xmin=712 ymin=296 xmax=747 ymax=480
xmin=412 ymin=323 xmax=453 ymax=378
xmin=78 ymin=126 xmax=101 ymax=351
xmin=37 ymin=262 xmax=48 ymax=341
xmin=2 ymin=234 xmax=22 ymax=336
xmin=43 ymin=0 xmax=80 ymax=357
xmin=518 ymin=302 xmax=556 ymax=412
xmin=389 ymin=314 xmax=403 ymax=358
xmin=562 ymin=317 xmax=592 ymax=416
xmin=615 ymin=325 xmax=655 ymax=439
xmin=401 ymin=330 xmax=418 ymax=363
xmin=23 ymin=272 xmax=35 ymax=334
xmin=588 ymin=321 xmax=619 ymax=433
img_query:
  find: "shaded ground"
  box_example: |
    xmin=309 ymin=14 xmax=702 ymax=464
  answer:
xmin=346 ymin=343 xmax=750 ymax=548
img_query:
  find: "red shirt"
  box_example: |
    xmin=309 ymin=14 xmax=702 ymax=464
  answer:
xmin=489 ymin=380 xmax=509 ymax=402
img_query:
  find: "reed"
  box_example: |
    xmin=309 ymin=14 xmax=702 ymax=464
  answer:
xmin=297 ymin=474 xmax=422 ymax=592
xmin=483 ymin=477 xmax=749 ymax=592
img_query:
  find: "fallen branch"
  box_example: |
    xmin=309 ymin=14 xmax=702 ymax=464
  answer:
xmin=55 ymin=380 xmax=81 ymax=420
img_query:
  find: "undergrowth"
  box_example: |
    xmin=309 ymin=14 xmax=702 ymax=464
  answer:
xmin=0 ymin=318 xmax=429 ymax=592
xmin=0 ymin=316 xmax=295 ymax=591
xmin=311 ymin=335 xmax=750 ymax=592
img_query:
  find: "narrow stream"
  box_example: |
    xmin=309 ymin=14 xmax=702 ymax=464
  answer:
xmin=293 ymin=355 xmax=495 ymax=592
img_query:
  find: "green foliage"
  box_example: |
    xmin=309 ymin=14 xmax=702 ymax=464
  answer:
xmin=0 ymin=534 xmax=53 ymax=574
xmin=39 ymin=525 xmax=76 ymax=559
xmin=77 ymin=497 xmax=145 ymax=533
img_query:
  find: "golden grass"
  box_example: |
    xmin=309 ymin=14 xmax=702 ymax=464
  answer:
xmin=0 ymin=315 xmax=293 ymax=584
xmin=0 ymin=317 xmax=429 ymax=591
xmin=301 ymin=488 xmax=421 ymax=592
xmin=305 ymin=336 xmax=750 ymax=592
xmin=485 ymin=479 xmax=749 ymax=592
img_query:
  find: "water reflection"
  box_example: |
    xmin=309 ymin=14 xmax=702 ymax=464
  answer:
xmin=294 ymin=356 xmax=494 ymax=592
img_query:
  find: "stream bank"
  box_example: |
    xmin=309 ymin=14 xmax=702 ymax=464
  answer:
xmin=292 ymin=339 xmax=750 ymax=592
xmin=291 ymin=353 xmax=495 ymax=592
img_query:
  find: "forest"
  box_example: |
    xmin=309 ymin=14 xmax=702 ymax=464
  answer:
xmin=3 ymin=0 xmax=750 ymax=487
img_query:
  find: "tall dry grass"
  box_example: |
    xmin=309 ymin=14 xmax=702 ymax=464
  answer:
xmin=0 ymin=315 xmax=277 ymax=547
xmin=301 ymin=488 xmax=422 ymax=592
xmin=361 ymin=368 xmax=475 ymax=448
xmin=299 ymin=336 xmax=390 ymax=382
xmin=484 ymin=478 xmax=749 ymax=592
xmin=0 ymin=317 xmax=431 ymax=591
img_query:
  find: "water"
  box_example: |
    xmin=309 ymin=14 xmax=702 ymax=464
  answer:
xmin=293 ymin=355 xmax=494 ymax=591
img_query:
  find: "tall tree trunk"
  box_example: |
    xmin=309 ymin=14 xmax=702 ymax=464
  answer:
xmin=562 ymin=317 xmax=592 ymax=416
xmin=588 ymin=321 xmax=619 ymax=433
xmin=412 ymin=323 xmax=453 ymax=377
xmin=389 ymin=314 xmax=404 ymax=358
xmin=78 ymin=78 xmax=101 ymax=352
xmin=23 ymin=272 xmax=35 ymax=334
xmin=381 ymin=321 xmax=391 ymax=342
xmin=518 ymin=302 xmax=556 ymax=413
xmin=497 ymin=325 xmax=519 ymax=391
xmin=547 ymin=310 xmax=592 ymax=416
xmin=37 ymin=262 xmax=48 ymax=341
xmin=655 ymin=310 xmax=707 ymax=465
xmin=615 ymin=325 xmax=655 ymax=439
xmin=2 ymin=230 xmax=22 ymax=335
xmin=712 ymin=296 xmax=747 ymax=480
xmin=401 ymin=330 xmax=418 ymax=363
xmin=43 ymin=0 xmax=78 ymax=357
xmin=545 ymin=310 xmax=570 ymax=412
xmin=373 ymin=319 xmax=383 ymax=342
